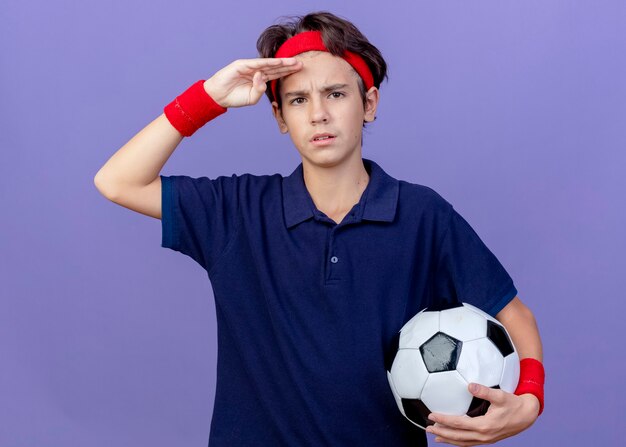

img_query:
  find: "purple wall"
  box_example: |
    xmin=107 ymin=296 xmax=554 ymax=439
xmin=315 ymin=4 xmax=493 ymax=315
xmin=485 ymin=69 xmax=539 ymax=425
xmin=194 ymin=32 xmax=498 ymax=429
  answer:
xmin=2 ymin=1 xmax=624 ymax=445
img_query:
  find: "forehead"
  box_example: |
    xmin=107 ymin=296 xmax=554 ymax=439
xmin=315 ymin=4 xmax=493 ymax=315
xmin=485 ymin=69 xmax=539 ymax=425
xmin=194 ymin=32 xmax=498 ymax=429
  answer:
xmin=281 ymin=51 xmax=359 ymax=91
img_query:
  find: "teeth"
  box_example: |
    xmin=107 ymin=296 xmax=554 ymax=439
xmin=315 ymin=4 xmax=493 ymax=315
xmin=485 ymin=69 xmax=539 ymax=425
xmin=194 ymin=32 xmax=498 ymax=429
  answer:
xmin=314 ymin=136 xmax=331 ymax=140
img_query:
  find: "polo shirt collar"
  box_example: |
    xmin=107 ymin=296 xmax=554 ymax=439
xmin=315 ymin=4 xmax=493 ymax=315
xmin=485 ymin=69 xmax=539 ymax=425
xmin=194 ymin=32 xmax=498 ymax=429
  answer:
xmin=282 ymin=157 xmax=400 ymax=228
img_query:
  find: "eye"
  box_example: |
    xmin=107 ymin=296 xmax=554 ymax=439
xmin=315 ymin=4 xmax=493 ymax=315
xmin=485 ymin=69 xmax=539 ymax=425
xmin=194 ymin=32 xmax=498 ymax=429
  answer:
xmin=289 ymin=92 xmax=344 ymax=105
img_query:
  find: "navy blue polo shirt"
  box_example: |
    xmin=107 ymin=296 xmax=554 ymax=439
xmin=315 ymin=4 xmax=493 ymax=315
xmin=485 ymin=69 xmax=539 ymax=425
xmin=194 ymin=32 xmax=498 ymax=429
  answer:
xmin=160 ymin=157 xmax=518 ymax=446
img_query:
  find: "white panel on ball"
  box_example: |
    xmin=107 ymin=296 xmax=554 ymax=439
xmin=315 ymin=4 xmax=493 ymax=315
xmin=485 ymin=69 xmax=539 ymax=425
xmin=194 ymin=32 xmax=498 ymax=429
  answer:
xmin=462 ymin=302 xmax=499 ymax=324
xmin=439 ymin=306 xmax=487 ymax=342
xmin=457 ymin=338 xmax=504 ymax=387
xmin=398 ymin=310 xmax=439 ymax=349
xmin=390 ymin=349 xmax=429 ymax=398
xmin=420 ymin=371 xmax=472 ymax=415
xmin=386 ymin=371 xmax=406 ymax=416
xmin=500 ymin=351 xmax=521 ymax=392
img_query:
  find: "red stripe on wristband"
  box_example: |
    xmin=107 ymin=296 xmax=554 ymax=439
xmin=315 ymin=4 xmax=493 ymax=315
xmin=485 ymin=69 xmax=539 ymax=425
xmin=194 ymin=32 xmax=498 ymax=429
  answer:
xmin=514 ymin=357 xmax=545 ymax=416
xmin=163 ymin=80 xmax=227 ymax=137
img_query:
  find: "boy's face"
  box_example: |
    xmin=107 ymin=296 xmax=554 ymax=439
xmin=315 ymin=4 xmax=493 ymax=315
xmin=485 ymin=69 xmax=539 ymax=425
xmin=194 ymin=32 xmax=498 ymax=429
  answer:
xmin=272 ymin=51 xmax=379 ymax=168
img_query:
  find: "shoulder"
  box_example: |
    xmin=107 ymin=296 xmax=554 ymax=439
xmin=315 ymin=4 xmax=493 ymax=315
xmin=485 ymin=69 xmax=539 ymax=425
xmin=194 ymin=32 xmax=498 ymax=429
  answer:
xmin=397 ymin=179 xmax=454 ymax=217
xmin=164 ymin=171 xmax=282 ymax=188
xmin=161 ymin=172 xmax=283 ymax=212
xmin=237 ymin=171 xmax=283 ymax=184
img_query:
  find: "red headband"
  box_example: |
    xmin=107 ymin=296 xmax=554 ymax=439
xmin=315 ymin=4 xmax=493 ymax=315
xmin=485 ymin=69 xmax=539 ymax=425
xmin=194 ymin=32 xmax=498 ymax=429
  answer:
xmin=270 ymin=30 xmax=375 ymax=101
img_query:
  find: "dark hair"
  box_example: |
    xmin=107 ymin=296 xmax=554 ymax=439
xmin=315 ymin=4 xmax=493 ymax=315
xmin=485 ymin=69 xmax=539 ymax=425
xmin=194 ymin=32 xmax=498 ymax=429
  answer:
xmin=256 ymin=11 xmax=388 ymax=128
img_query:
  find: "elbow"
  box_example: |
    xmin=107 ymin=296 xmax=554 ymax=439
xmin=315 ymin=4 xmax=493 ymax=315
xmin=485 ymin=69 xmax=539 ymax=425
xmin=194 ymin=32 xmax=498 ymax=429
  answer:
xmin=93 ymin=170 xmax=117 ymax=200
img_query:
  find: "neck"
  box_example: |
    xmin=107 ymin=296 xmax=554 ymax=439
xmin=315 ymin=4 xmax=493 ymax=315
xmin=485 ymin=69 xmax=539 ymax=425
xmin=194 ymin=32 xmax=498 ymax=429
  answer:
xmin=302 ymin=153 xmax=370 ymax=215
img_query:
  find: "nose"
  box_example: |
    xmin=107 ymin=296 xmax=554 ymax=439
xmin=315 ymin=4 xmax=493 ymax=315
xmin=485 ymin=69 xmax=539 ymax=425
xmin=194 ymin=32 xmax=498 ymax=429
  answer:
xmin=309 ymin=97 xmax=329 ymax=124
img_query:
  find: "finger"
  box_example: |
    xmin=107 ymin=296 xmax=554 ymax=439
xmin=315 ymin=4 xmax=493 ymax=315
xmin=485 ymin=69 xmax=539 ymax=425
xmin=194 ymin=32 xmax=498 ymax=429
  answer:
xmin=248 ymin=68 xmax=297 ymax=87
xmin=240 ymin=63 xmax=301 ymax=83
xmin=241 ymin=57 xmax=299 ymax=69
xmin=428 ymin=413 xmax=475 ymax=430
xmin=468 ymin=383 xmax=507 ymax=405
xmin=262 ymin=69 xmax=301 ymax=82
xmin=253 ymin=71 xmax=266 ymax=92
xmin=260 ymin=64 xmax=303 ymax=77
xmin=260 ymin=59 xmax=302 ymax=71
xmin=427 ymin=423 xmax=484 ymax=445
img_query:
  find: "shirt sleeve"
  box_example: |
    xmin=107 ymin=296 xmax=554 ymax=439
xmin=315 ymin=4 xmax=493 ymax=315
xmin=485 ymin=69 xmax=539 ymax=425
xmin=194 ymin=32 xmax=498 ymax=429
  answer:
xmin=160 ymin=173 xmax=240 ymax=273
xmin=433 ymin=206 xmax=518 ymax=317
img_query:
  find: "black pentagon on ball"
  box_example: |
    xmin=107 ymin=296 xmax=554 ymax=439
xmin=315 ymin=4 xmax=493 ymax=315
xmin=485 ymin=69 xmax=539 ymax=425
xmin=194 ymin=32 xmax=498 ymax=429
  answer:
xmin=420 ymin=332 xmax=463 ymax=373
xmin=384 ymin=330 xmax=401 ymax=372
xmin=467 ymin=385 xmax=500 ymax=418
xmin=486 ymin=320 xmax=515 ymax=357
xmin=401 ymin=397 xmax=434 ymax=428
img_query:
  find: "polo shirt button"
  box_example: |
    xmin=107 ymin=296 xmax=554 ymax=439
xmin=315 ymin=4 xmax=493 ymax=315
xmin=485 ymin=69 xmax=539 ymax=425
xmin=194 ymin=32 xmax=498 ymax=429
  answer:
xmin=330 ymin=256 xmax=338 ymax=263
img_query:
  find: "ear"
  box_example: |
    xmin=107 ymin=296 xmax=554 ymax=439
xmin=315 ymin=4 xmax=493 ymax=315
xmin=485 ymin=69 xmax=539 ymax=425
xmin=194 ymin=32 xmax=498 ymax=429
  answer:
xmin=363 ymin=86 xmax=380 ymax=123
xmin=271 ymin=101 xmax=289 ymax=134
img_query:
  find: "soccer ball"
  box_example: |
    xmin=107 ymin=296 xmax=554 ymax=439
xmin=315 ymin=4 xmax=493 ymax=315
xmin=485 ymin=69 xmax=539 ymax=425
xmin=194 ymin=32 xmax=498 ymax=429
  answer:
xmin=385 ymin=302 xmax=520 ymax=430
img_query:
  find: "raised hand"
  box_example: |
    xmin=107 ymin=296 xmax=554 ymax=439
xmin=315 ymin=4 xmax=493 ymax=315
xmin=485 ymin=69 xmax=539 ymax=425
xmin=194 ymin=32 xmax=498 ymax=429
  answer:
xmin=203 ymin=58 xmax=303 ymax=108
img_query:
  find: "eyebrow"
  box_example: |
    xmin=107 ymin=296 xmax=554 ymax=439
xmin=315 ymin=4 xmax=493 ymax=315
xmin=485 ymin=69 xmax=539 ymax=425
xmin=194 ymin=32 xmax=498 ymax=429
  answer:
xmin=284 ymin=83 xmax=350 ymax=98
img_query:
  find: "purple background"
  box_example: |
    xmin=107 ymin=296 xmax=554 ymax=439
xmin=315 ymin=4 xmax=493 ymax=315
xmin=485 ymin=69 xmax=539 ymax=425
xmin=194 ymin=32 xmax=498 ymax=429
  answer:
xmin=2 ymin=1 xmax=624 ymax=445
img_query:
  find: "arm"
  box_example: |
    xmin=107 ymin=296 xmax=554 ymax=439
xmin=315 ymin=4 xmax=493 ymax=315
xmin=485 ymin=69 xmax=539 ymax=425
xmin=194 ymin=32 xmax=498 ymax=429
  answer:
xmin=93 ymin=58 xmax=303 ymax=219
xmin=496 ymin=296 xmax=543 ymax=363
xmin=93 ymin=113 xmax=184 ymax=219
xmin=426 ymin=296 xmax=544 ymax=446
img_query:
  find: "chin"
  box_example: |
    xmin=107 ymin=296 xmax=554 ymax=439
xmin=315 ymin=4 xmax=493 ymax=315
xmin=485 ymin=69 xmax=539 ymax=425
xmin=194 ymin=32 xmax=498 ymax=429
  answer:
xmin=303 ymin=149 xmax=355 ymax=169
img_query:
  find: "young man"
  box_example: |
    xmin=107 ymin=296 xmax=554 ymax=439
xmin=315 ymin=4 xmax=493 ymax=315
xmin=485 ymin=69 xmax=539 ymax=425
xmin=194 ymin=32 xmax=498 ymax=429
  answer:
xmin=94 ymin=11 xmax=544 ymax=447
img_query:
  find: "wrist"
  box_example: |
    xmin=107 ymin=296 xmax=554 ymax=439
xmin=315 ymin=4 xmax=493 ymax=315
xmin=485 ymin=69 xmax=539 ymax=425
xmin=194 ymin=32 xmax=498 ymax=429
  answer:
xmin=203 ymin=79 xmax=227 ymax=108
xmin=518 ymin=393 xmax=540 ymax=418
xmin=164 ymin=80 xmax=227 ymax=137
xmin=514 ymin=358 xmax=545 ymax=416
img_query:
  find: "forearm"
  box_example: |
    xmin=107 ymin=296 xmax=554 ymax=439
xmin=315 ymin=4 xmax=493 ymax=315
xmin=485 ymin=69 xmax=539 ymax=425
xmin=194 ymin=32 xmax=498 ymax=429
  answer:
xmin=495 ymin=297 xmax=543 ymax=361
xmin=94 ymin=112 xmax=183 ymax=196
